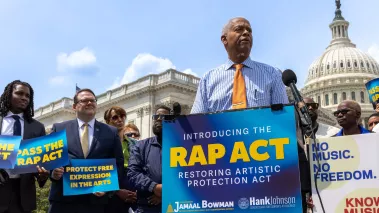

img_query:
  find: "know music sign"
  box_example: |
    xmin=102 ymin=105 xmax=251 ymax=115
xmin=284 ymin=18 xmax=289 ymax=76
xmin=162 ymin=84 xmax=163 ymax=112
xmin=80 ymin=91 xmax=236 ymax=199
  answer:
xmin=310 ymin=133 xmax=379 ymax=212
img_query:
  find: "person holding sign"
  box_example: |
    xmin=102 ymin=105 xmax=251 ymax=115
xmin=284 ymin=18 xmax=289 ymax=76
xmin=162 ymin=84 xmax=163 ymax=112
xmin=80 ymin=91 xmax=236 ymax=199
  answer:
xmin=191 ymin=17 xmax=288 ymax=113
xmin=333 ymin=100 xmax=371 ymax=136
xmin=103 ymin=106 xmax=137 ymax=213
xmin=49 ymin=89 xmax=124 ymax=213
xmin=128 ymin=105 xmax=170 ymax=213
xmin=0 ymin=80 xmax=49 ymax=213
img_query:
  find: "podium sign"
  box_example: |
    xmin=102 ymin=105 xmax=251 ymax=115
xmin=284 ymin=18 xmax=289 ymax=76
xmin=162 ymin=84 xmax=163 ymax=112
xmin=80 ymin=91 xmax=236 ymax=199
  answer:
xmin=162 ymin=105 xmax=302 ymax=213
xmin=310 ymin=133 xmax=379 ymax=212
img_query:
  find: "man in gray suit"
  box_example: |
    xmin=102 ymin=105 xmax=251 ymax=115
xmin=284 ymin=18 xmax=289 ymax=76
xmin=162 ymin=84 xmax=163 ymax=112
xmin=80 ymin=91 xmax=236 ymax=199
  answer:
xmin=48 ymin=88 xmax=124 ymax=213
xmin=0 ymin=80 xmax=48 ymax=213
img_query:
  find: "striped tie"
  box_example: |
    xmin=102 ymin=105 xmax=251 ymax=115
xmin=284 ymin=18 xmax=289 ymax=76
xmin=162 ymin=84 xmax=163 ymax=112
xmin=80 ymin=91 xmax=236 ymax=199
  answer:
xmin=232 ymin=64 xmax=247 ymax=109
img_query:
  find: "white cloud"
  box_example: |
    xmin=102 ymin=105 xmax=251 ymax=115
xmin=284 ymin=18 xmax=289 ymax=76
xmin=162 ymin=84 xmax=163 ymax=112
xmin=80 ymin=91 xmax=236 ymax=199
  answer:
xmin=182 ymin=68 xmax=198 ymax=77
xmin=57 ymin=47 xmax=98 ymax=74
xmin=109 ymin=53 xmax=197 ymax=89
xmin=48 ymin=76 xmax=70 ymax=86
xmin=368 ymin=43 xmax=379 ymax=63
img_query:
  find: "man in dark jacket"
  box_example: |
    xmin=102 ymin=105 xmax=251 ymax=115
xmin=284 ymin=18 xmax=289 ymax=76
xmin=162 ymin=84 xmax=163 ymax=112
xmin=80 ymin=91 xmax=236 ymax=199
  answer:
xmin=49 ymin=89 xmax=124 ymax=213
xmin=127 ymin=105 xmax=171 ymax=213
xmin=0 ymin=80 xmax=49 ymax=213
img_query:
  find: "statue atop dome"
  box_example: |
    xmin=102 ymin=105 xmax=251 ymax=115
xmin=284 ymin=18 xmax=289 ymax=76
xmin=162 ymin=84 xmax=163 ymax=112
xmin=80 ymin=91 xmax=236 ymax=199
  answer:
xmin=333 ymin=0 xmax=345 ymax=21
xmin=336 ymin=0 xmax=341 ymax=10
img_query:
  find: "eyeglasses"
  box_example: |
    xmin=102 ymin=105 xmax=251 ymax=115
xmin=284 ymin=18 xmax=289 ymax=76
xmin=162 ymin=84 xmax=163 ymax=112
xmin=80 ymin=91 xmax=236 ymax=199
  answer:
xmin=77 ymin=99 xmax=97 ymax=105
xmin=111 ymin=114 xmax=125 ymax=121
xmin=152 ymin=114 xmax=175 ymax=121
xmin=306 ymin=103 xmax=319 ymax=110
xmin=125 ymin=132 xmax=140 ymax=138
xmin=333 ymin=109 xmax=353 ymax=117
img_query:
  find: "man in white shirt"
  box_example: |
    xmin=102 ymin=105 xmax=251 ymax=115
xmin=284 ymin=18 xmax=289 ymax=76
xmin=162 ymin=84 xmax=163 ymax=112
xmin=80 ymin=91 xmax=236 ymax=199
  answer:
xmin=0 ymin=80 xmax=48 ymax=213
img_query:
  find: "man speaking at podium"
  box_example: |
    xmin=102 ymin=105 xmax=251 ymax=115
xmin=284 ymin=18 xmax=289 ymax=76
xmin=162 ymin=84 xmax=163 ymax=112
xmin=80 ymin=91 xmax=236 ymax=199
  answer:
xmin=191 ymin=17 xmax=288 ymax=114
xmin=190 ymin=17 xmax=315 ymax=212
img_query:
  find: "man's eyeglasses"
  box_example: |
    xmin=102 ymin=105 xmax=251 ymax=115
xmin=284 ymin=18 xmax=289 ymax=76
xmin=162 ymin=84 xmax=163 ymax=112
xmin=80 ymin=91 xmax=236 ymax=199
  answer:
xmin=152 ymin=114 xmax=175 ymax=121
xmin=125 ymin=132 xmax=140 ymax=138
xmin=77 ymin=99 xmax=97 ymax=105
xmin=111 ymin=114 xmax=125 ymax=121
xmin=333 ymin=109 xmax=352 ymax=117
xmin=306 ymin=103 xmax=319 ymax=110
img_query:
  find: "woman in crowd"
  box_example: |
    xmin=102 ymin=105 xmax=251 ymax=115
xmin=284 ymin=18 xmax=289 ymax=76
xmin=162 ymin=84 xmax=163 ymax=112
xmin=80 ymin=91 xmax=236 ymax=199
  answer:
xmin=124 ymin=123 xmax=141 ymax=140
xmin=104 ymin=106 xmax=137 ymax=213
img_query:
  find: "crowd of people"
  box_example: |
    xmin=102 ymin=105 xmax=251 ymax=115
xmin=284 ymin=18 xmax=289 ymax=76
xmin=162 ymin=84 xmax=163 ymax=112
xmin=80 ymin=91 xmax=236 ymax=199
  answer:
xmin=0 ymin=16 xmax=378 ymax=213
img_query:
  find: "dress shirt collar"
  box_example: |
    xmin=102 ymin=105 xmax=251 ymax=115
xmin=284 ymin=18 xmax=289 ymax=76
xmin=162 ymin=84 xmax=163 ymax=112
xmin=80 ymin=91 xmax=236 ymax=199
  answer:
xmin=77 ymin=118 xmax=95 ymax=128
xmin=5 ymin=111 xmax=24 ymax=121
xmin=224 ymin=56 xmax=254 ymax=71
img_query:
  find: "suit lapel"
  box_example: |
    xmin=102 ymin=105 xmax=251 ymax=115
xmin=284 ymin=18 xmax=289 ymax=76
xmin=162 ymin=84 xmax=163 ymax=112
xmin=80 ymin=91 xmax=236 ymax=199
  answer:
xmin=23 ymin=118 xmax=32 ymax=140
xmin=88 ymin=120 xmax=100 ymax=157
xmin=70 ymin=120 xmax=85 ymax=158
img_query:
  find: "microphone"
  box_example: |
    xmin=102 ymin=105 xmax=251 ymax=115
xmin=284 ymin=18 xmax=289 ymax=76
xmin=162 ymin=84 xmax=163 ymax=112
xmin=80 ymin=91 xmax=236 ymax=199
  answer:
xmin=282 ymin=69 xmax=312 ymax=126
xmin=172 ymin=102 xmax=181 ymax=116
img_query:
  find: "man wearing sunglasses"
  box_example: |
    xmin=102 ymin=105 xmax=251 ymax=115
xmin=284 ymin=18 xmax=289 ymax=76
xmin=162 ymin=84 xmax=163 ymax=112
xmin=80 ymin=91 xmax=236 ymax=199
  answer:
xmin=128 ymin=105 xmax=172 ymax=213
xmin=297 ymin=97 xmax=340 ymax=211
xmin=301 ymin=98 xmax=340 ymax=138
xmin=333 ymin=100 xmax=370 ymax=136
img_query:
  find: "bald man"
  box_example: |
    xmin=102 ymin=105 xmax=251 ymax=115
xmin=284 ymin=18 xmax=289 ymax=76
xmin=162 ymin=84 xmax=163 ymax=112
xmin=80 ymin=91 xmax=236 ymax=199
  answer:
xmin=191 ymin=17 xmax=288 ymax=113
xmin=333 ymin=100 xmax=370 ymax=136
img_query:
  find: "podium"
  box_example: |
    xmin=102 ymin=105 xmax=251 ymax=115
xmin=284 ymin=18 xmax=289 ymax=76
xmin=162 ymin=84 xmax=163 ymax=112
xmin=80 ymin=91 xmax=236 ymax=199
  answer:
xmin=162 ymin=105 xmax=303 ymax=213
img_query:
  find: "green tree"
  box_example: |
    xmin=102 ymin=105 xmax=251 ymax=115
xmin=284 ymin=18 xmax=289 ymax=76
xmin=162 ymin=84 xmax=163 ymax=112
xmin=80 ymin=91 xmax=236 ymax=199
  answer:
xmin=33 ymin=180 xmax=51 ymax=213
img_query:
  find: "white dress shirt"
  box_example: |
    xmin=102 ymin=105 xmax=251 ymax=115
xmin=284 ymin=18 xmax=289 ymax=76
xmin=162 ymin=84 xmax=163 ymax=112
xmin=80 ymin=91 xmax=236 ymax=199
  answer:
xmin=373 ymin=124 xmax=379 ymax=133
xmin=1 ymin=112 xmax=24 ymax=178
xmin=315 ymin=123 xmax=341 ymax=138
xmin=77 ymin=118 xmax=95 ymax=150
xmin=1 ymin=112 xmax=24 ymax=137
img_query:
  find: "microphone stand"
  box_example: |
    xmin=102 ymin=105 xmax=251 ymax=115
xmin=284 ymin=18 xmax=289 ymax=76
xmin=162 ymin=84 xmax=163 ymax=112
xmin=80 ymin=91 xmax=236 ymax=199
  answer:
xmin=298 ymin=107 xmax=325 ymax=213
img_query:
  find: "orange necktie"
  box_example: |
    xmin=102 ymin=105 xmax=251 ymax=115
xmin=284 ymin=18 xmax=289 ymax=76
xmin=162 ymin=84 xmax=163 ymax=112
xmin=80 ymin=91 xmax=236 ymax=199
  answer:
xmin=232 ymin=64 xmax=247 ymax=109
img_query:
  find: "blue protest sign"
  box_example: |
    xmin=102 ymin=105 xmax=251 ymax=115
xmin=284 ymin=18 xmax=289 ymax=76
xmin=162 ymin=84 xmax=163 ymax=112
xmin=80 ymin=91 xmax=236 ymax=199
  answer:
xmin=63 ymin=158 xmax=119 ymax=196
xmin=0 ymin=135 xmax=22 ymax=169
xmin=12 ymin=130 xmax=69 ymax=174
xmin=365 ymin=78 xmax=379 ymax=107
xmin=163 ymin=105 xmax=302 ymax=213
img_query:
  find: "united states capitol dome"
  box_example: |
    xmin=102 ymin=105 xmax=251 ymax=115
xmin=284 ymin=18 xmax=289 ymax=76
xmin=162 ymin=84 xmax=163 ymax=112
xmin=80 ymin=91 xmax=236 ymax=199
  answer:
xmin=301 ymin=0 xmax=379 ymax=126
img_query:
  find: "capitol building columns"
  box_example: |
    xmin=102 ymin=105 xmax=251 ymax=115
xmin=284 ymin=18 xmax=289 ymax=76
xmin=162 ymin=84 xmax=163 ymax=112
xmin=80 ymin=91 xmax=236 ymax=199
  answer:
xmin=35 ymin=69 xmax=199 ymax=139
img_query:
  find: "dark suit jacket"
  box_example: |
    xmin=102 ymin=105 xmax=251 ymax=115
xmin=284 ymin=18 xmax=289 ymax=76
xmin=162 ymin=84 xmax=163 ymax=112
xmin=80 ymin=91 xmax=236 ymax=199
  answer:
xmin=0 ymin=116 xmax=47 ymax=212
xmin=48 ymin=119 xmax=124 ymax=206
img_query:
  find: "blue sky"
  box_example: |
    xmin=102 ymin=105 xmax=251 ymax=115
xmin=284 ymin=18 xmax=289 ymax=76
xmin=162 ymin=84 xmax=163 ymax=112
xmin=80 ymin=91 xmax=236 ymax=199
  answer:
xmin=1 ymin=0 xmax=379 ymax=109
